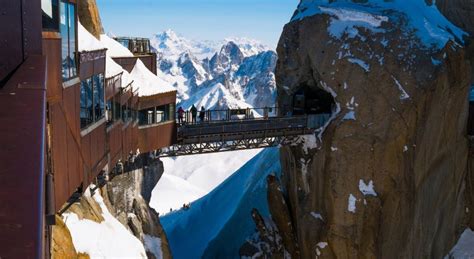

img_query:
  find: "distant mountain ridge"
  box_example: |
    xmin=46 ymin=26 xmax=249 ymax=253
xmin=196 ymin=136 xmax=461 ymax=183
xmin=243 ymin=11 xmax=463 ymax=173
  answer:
xmin=150 ymin=30 xmax=277 ymax=111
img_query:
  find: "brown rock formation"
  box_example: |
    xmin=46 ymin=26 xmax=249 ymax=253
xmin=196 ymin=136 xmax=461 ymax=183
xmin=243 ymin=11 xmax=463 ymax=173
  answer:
xmin=274 ymin=4 xmax=472 ymax=259
xmin=77 ymin=0 xmax=104 ymax=39
xmin=101 ymin=159 xmax=173 ymax=259
xmin=51 ymin=215 xmax=83 ymax=259
xmin=266 ymin=175 xmax=300 ymax=257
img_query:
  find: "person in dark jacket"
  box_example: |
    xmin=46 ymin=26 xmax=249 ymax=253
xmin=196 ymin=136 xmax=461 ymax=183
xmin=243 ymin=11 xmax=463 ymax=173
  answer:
xmin=199 ymin=106 xmax=206 ymax=122
xmin=190 ymin=105 xmax=198 ymax=124
xmin=177 ymin=106 xmax=185 ymax=125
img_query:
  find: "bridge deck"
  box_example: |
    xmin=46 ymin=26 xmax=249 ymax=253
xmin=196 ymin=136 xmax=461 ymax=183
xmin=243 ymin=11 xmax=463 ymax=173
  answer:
xmin=158 ymin=114 xmax=330 ymax=157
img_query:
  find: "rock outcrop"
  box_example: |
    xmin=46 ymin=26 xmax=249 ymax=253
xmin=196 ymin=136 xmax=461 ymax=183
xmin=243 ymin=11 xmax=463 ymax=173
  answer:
xmin=77 ymin=0 xmax=104 ymax=39
xmin=51 ymin=215 xmax=86 ymax=259
xmin=271 ymin=1 xmax=473 ymax=258
xmin=51 ymin=158 xmax=172 ymax=259
xmin=102 ymin=158 xmax=172 ymax=259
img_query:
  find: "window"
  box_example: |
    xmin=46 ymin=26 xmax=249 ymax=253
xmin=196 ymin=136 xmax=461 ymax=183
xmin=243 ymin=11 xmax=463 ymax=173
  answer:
xmin=80 ymin=78 xmax=93 ymax=129
xmin=138 ymin=103 xmax=175 ymax=126
xmin=80 ymin=73 xmax=105 ymax=129
xmin=93 ymin=74 xmax=105 ymax=119
xmin=116 ymin=39 xmax=130 ymax=49
xmin=42 ymin=0 xmax=59 ymax=30
xmin=60 ymin=1 xmax=77 ymax=81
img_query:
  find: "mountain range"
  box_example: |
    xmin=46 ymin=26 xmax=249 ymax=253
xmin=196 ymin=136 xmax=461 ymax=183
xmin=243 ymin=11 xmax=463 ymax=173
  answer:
xmin=151 ymin=30 xmax=277 ymax=111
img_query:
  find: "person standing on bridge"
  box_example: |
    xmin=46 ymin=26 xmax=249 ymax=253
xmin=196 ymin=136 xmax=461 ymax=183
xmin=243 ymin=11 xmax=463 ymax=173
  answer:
xmin=190 ymin=105 xmax=198 ymax=124
xmin=199 ymin=106 xmax=206 ymax=122
xmin=178 ymin=106 xmax=185 ymax=125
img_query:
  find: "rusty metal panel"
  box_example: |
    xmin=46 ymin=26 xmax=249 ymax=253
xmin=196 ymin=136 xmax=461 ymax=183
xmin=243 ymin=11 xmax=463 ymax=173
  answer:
xmin=50 ymin=104 xmax=70 ymax=209
xmin=112 ymin=57 xmax=138 ymax=73
xmin=81 ymin=133 xmax=91 ymax=169
xmin=43 ymin=33 xmax=62 ymax=102
xmin=108 ymin=123 xmax=123 ymax=166
xmin=0 ymin=1 xmax=23 ymax=82
xmin=95 ymin=124 xmax=106 ymax=166
xmin=80 ymin=60 xmax=94 ymax=79
xmin=67 ymin=130 xmax=81 ymax=193
xmin=0 ymin=55 xmax=46 ymax=259
xmin=63 ymin=85 xmax=78 ymax=137
xmin=94 ymin=56 xmax=106 ymax=75
xmin=138 ymin=122 xmax=177 ymax=153
xmin=22 ymin=0 xmax=43 ymax=57
xmin=105 ymin=78 xmax=115 ymax=100
xmin=120 ymin=89 xmax=132 ymax=105
xmin=139 ymin=91 xmax=176 ymax=110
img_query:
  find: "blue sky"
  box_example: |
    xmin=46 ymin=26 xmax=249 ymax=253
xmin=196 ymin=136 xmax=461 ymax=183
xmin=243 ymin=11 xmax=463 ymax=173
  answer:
xmin=95 ymin=0 xmax=298 ymax=48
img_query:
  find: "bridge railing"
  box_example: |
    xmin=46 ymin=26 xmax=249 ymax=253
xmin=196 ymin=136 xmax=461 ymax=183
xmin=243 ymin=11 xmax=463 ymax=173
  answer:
xmin=177 ymin=113 xmax=332 ymax=139
xmin=176 ymin=107 xmax=281 ymax=125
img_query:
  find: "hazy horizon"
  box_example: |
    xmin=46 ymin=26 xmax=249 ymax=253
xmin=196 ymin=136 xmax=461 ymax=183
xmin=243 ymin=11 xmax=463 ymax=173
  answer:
xmin=95 ymin=0 xmax=298 ymax=48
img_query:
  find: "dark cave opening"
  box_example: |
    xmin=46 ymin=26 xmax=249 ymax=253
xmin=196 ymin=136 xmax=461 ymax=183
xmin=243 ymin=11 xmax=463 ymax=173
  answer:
xmin=292 ymin=86 xmax=335 ymax=116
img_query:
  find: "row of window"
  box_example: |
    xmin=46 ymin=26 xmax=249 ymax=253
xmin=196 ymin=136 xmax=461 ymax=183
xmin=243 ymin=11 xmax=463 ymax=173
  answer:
xmin=106 ymin=94 xmax=138 ymax=127
xmin=80 ymin=74 xmax=105 ymax=129
xmin=138 ymin=104 xmax=175 ymax=126
xmin=115 ymin=38 xmax=151 ymax=54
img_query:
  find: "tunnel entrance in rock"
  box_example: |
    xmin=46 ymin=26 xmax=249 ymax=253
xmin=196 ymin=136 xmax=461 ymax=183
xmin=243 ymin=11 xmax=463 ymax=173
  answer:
xmin=292 ymin=86 xmax=335 ymax=115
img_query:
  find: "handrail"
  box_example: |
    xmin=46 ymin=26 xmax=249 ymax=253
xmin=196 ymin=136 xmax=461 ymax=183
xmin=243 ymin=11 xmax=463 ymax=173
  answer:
xmin=0 ymin=55 xmax=47 ymax=259
xmin=176 ymin=106 xmax=280 ymax=125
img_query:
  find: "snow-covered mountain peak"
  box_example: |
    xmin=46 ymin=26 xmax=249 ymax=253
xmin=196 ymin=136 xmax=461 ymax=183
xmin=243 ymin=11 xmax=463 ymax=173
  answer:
xmin=224 ymin=37 xmax=270 ymax=57
xmin=152 ymin=30 xmax=219 ymax=60
xmin=150 ymin=30 xmax=277 ymax=110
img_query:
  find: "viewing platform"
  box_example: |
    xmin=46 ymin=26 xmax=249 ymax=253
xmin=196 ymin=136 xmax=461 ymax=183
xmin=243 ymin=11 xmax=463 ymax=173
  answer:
xmin=157 ymin=107 xmax=330 ymax=157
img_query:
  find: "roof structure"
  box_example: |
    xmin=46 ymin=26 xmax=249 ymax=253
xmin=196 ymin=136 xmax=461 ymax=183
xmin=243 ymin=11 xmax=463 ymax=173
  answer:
xmin=130 ymin=59 xmax=176 ymax=97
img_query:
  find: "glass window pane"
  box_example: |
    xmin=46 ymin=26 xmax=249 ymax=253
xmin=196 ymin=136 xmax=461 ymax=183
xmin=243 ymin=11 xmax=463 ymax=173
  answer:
xmin=68 ymin=4 xmax=77 ymax=78
xmin=42 ymin=0 xmax=59 ymax=30
xmin=80 ymin=78 xmax=93 ymax=128
xmin=59 ymin=1 xmax=69 ymax=80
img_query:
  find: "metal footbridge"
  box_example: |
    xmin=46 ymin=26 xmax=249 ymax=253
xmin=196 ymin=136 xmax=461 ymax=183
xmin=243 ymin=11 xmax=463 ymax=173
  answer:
xmin=158 ymin=107 xmax=330 ymax=157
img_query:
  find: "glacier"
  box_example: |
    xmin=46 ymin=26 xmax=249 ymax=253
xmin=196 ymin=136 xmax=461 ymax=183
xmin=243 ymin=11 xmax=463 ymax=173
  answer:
xmin=159 ymin=148 xmax=281 ymax=258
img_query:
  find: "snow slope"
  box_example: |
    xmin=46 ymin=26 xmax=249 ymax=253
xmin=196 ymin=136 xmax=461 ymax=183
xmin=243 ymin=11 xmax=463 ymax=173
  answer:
xmin=150 ymin=149 xmax=262 ymax=215
xmin=159 ymin=148 xmax=281 ymax=258
xmin=446 ymin=228 xmax=474 ymax=258
xmin=63 ymin=187 xmax=148 ymax=258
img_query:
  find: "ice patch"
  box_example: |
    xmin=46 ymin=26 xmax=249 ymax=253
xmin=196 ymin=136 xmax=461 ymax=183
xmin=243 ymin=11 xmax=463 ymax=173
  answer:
xmin=311 ymin=212 xmax=324 ymax=221
xmin=359 ymin=180 xmax=377 ymax=196
xmin=300 ymin=158 xmax=311 ymax=193
xmin=320 ymin=6 xmax=388 ymax=27
xmin=347 ymin=58 xmax=370 ymax=72
xmin=391 ymin=76 xmax=410 ymax=100
xmin=348 ymin=194 xmax=357 ymax=213
xmin=431 ymin=57 xmax=442 ymax=66
xmin=343 ymin=111 xmax=356 ymax=120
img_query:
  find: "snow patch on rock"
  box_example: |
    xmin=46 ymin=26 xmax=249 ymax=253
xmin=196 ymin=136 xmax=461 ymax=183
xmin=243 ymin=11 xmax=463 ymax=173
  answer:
xmin=63 ymin=186 xmax=147 ymax=258
xmin=359 ymin=180 xmax=377 ymax=196
xmin=348 ymin=194 xmax=357 ymax=213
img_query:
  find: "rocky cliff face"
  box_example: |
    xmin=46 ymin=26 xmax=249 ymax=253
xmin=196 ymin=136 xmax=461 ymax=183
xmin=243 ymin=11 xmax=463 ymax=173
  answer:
xmin=102 ymin=159 xmax=172 ymax=259
xmin=270 ymin=1 xmax=473 ymax=258
xmin=78 ymin=0 xmax=104 ymax=39
xmin=52 ymin=159 xmax=172 ymax=259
